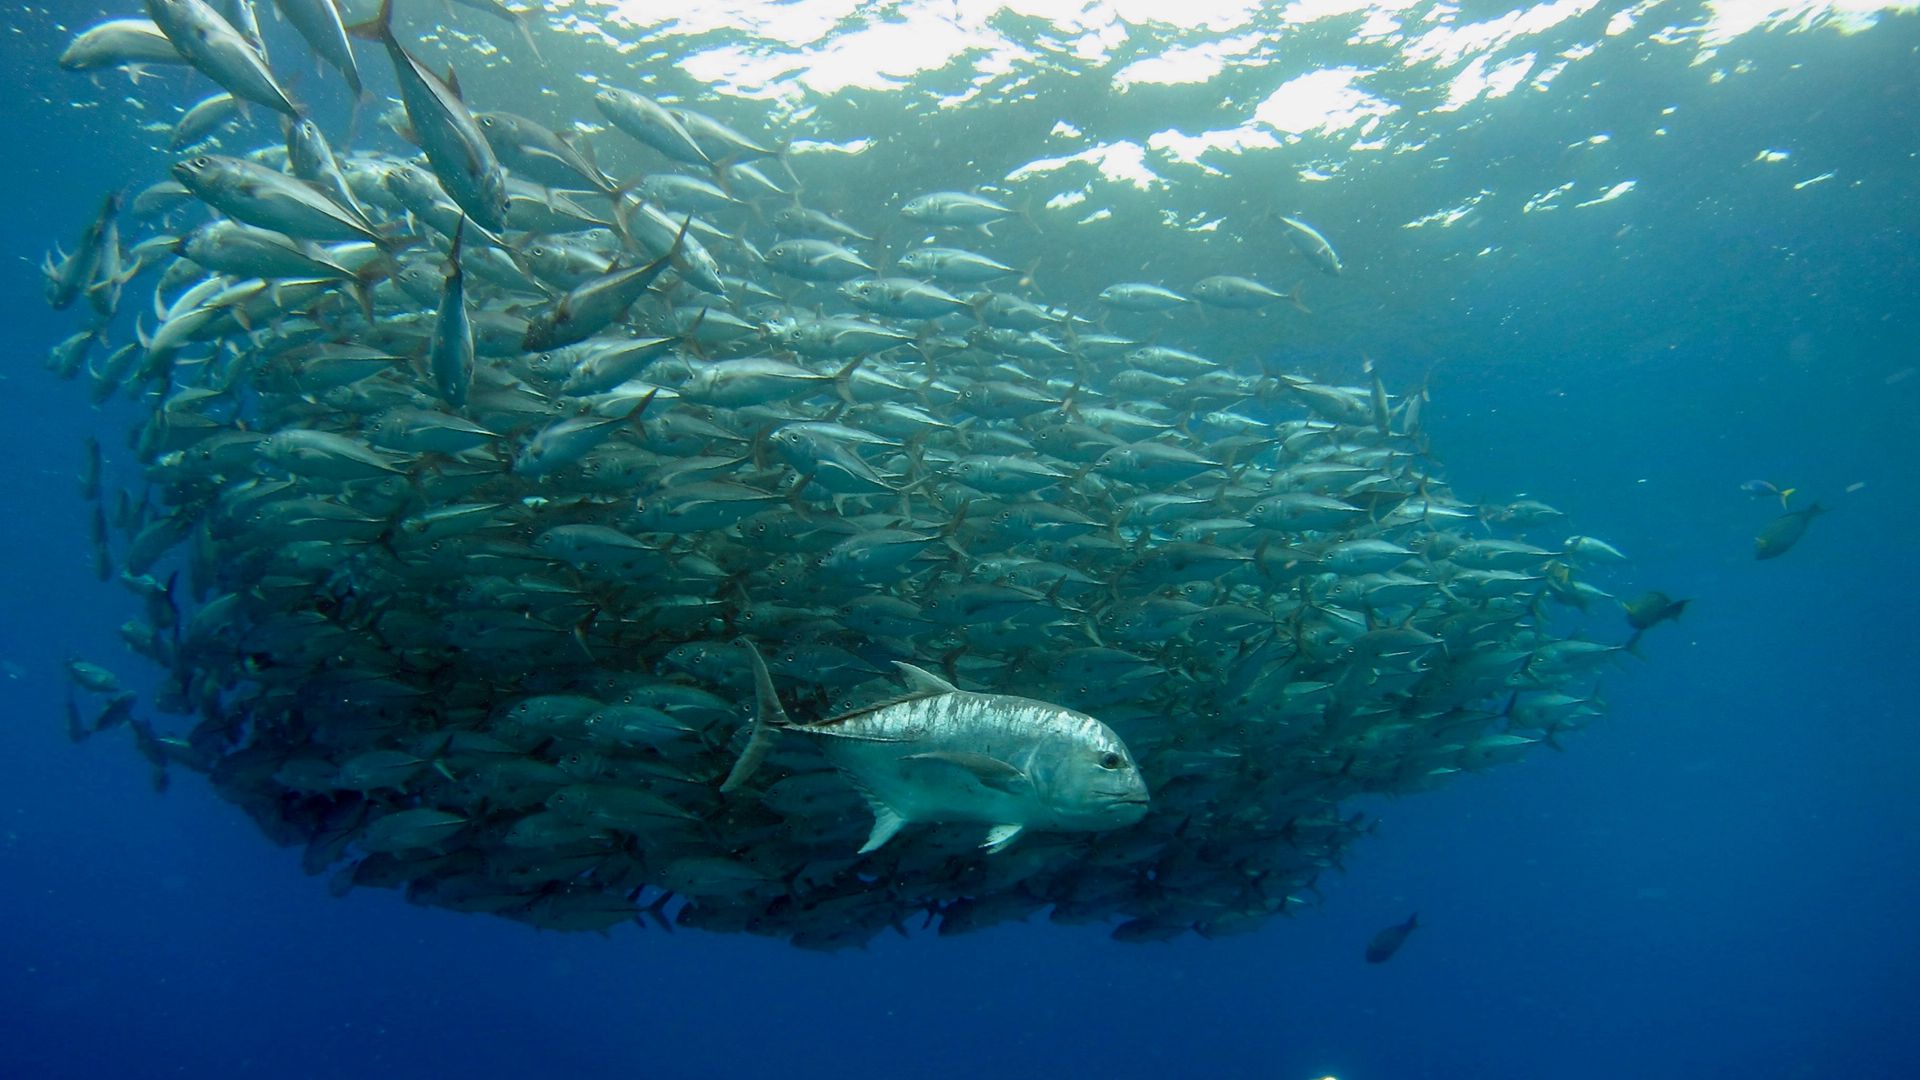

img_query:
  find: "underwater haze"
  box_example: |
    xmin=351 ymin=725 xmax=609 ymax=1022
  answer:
xmin=3 ymin=1 xmax=1918 ymax=1078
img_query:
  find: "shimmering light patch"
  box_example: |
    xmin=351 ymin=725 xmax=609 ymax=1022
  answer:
xmin=1252 ymin=68 xmax=1395 ymax=136
xmin=1755 ymin=148 xmax=1792 ymax=162
xmin=1597 ymin=0 xmax=1658 ymax=35
xmin=1007 ymin=141 xmax=1164 ymax=189
xmin=1696 ymin=0 xmax=1920 ymax=45
xmin=1148 ymin=125 xmax=1284 ymax=168
xmin=790 ymin=138 xmax=876 ymax=155
xmin=1793 ymin=171 xmax=1836 ymax=189
xmin=678 ymin=45 xmax=812 ymax=97
xmin=1107 ymin=0 xmax=1265 ymax=30
xmin=1045 ymin=188 xmax=1089 ymax=210
xmin=1402 ymin=0 xmax=1603 ymax=68
xmin=1113 ymin=33 xmax=1268 ymax=89
xmin=1404 ymin=189 xmax=1492 ymax=228
xmin=1573 ymin=180 xmax=1637 ymax=207
xmin=601 ymin=0 xmax=1042 ymax=97
xmin=601 ymin=0 xmax=862 ymax=43
xmin=573 ymin=0 xmax=1920 ymax=152
xmin=1280 ymin=0 xmax=1419 ymax=23
xmin=797 ymin=17 xmax=1029 ymax=95
xmin=1523 ymin=181 xmax=1576 ymax=213
xmin=1439 ymin=52 xmax=1536 ymax=111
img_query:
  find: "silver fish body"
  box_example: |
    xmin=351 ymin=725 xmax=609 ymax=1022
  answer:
xmin=145 ymin=0 xmax=298 ymax=115
xmin=60 ymin=18 xmax=188 ymax=73
xmin=1279 ymin=215 xmax=1342 ymax=275
xmin=271 ymin=0 xmax=362 ymax=96
xmin=724 ymin=642 xmax=1148 ymax=855
xmin=352 ymin=0 xmax=508 ymax=232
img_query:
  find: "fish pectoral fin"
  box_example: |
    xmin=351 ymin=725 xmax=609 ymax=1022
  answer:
xmin=857 ymin=801 xmax=907 ymax=855
xmin=893 ymin=661 xmax=960 ymax=696
xmin=901 ymin=751 xmax=1028 ymax=793
xmin=980 ymin=823 xmax=1024 ymax=854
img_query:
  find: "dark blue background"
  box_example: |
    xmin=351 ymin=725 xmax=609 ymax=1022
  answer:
xmin=2 ymin=4 xmax=1914 ymax=1078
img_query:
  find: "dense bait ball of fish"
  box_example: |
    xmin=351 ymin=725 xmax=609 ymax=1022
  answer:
xmin=43 ymin=2 xmax=1638 ymax=948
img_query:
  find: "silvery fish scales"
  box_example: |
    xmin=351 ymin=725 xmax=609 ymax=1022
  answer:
xmin=726 ymin=644 xmax=1148 ymax=856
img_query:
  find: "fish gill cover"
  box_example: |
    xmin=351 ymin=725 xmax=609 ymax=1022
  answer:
xmin=39 ymin=0 xmax=1893 ymax=948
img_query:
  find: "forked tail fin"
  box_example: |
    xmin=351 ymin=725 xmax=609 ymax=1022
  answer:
xmin=718 ymin=638 xmax=788 ymax=793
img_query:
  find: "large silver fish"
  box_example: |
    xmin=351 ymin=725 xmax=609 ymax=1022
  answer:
xmin=723 ymin=640 xmax=1149 ymax=855
xmin=429 ymin=221 xmax=474 ymax=409
xmin=270 ymin=0 xmax=362 ymax=97
xmin=349 ymin=0 xmax=509 ymax=233
xmin=172 ymin=154 xmax=381 ymax=244
xmin=59 ymin=18 xmax=188 ymax=75
xmin=144 ymin=0 xmax=298 ymax=116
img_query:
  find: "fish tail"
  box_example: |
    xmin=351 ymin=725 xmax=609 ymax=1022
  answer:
xmin=1286 ymin=280 xmax=1312 ymax=316
xmin=718 ymin=638 xmax=788 ymax=794
xmin=1778 ymin=486 xmax=1795 ymax=509
xmin=346 ymin=0 xmax=395 ymax=44
xmin=513 ymin=12 xmax=546 ymax=65
xmin=1623 ymin=629 xmax=1645 ymax=658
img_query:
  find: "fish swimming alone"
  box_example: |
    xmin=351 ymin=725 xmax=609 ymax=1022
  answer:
xmin=1740 ymin=479 xmax=1795 ymax=509
xmin=1624 ymin=591 xmax=1689 ymax=632
xmin=1755 ymin=503 xmax=1825 ymax=560
xmin=1278 ymin=215 xmax=1342 ymax=276
xmin=722 ymin=640 xmax=1149 ymax=855
xmin=1623 ymin=591 xmax=1689 ymax=650
xmin=1365 ymin=912 xmax=1418 ymax=963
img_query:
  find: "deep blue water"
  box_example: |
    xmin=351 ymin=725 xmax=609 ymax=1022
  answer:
xmin=3 ymin=3 xmax=1916 ymax=1078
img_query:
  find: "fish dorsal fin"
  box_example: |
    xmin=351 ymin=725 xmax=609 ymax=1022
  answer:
xmin=893 ymin=661 xmax=959 ymax=696
xmin=981 ymin=823 xmax=1024 ymax=854
xmin=902 ymin=751 xmax=1027 ymax=793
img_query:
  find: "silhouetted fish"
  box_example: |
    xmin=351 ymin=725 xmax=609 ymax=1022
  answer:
xmin=1755 ymin=504 xmax=1825 ymax=560
xmin=1365 ymin=912 xmax=1419 ymax=963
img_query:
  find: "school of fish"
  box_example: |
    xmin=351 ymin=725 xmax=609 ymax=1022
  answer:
xmin=41 ymin=1 xmax=1652 ymax=948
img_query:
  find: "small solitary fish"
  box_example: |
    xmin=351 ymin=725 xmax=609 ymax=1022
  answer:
xmin=722 ymin=639 xmax=1149 ymax=855
xmin=1623 ymin=590 xmax=1689 ymax=650
xmin=1365 ymin=912 xmax=1418 ymax=963
xmin=1623 ymin=590 xmax=1690 ymax=631
xmin=1741 ymin=479 xmax=1795 ymax=509
xmin=1279 ymin=215 xmax=1342 ymax=276
xmin=1755 ymin=503 xmax=1825 ymax=560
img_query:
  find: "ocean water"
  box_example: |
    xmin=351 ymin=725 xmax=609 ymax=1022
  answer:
xmin=2 ymin=2 xmax=1916 ymax=1078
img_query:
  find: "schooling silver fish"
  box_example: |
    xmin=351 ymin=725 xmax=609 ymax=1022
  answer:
xmin=349 ymin=0 xmax=509 ymax=232
xmin=722 ymin=640 xmax=1149 ymax=855
xmin=145 ymin=0 xmax=298 ymax=116
xmin=1279 ymin=215 xmax=1342 ymax=276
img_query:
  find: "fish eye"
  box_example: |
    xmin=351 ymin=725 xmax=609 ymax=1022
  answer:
xmin=1098 ymin=751 xmax=1123 ymax=770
